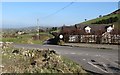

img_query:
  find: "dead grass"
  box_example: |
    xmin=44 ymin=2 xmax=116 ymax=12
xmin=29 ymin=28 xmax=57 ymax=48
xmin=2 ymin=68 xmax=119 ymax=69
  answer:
xmin=1 ymin=45 xmax=88 ymax=74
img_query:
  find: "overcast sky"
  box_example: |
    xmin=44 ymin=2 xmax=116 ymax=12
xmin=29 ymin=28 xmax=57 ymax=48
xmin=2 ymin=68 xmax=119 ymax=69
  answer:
xmin=2 ymin=2 xmax=118 ymax=28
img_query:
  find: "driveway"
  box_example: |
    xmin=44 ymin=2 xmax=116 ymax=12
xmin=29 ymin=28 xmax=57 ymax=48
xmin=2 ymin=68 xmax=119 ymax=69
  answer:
xmin=13 ymin=44 xmax=120 ymax=74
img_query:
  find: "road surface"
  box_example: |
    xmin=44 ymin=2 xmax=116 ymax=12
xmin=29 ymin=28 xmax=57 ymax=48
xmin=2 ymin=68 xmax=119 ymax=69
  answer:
xmin=13 ymin=44 xmax=120 ymax=74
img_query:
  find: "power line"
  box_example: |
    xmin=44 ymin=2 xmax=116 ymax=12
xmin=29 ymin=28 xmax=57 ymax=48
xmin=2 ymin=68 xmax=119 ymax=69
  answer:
xmin=43 ymin=2 xmax=74 ymax=19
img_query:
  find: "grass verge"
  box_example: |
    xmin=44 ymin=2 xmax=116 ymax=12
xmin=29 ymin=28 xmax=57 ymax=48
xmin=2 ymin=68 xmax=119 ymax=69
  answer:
xmin=1 ymin=45 xmax=88 ymax=74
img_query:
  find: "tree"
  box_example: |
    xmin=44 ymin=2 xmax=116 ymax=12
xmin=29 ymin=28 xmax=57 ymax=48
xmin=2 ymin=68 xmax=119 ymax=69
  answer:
xmin=51 ymin=27 xmax=57 ymax=31
xmin=99 ymin=15 xmax=102 ymax=18
xmin=75 ymin=25 xmax=77 ymax=29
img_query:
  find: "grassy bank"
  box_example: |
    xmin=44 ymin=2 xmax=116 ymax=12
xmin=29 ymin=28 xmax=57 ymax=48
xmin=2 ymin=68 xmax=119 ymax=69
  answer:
xmin=81 ymin=14 xmax=119 ymax=28
xmin=1 ymin=45 xmax=88 ymax=74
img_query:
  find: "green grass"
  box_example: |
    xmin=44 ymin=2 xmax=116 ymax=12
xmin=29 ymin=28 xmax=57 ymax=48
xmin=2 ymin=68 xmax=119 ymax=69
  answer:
xmin=50 ymin=29 xmax=60 ymax=33
xmin=1 ymin=32 xmax=53 ymax=44
xmin=80 ymin=14 xmax=119 ymax=29
xmin=81 ymin=14 xmax=118 ymax=24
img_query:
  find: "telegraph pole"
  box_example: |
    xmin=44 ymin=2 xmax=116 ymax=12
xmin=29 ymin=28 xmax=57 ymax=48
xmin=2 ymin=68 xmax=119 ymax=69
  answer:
xmin=37 ymin=18 xmax=39 ymax=40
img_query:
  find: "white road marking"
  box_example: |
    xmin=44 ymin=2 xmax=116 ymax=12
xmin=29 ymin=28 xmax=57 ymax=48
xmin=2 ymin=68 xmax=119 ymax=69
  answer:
xmin=88 ymin=62 xmax=108 ymax=73
xmin=95 ymin=55 xmax=101 ymax=56
xmin=71 ymin=53 xmax=76 ymax=54
xmin=95 ymin=55 xmax=99 ymax=56
xmin=103 ymin=63 xmax=107 ymax=67
xmin=83 ymin=59 xmax=86 ymax=61
xmin=100 ymin=56 xmax=119 ymax=66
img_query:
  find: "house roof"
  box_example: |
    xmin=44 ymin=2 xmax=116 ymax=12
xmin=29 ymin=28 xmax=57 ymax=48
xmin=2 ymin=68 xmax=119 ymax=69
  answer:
xmin=60 ymin=25 xmax=82 ymax=35
xmin=61 ymin=24 xmax=113 ymax=35
xmin=76 ymin=24 xmax=111 ymax=29
xmin=110 ymin=29 xmax=120 ymax=35
xmin=76 ymin=24 xmax=113 ymax=34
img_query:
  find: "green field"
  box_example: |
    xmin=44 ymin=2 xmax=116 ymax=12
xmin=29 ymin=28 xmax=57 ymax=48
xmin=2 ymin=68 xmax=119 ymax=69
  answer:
xmin=82 ymin=14 xmax=117 ymax=24
xmin=1 ymin=32 xmax=54 ymax=44
xmin=81 ymin=14 xmax=119 ymax=28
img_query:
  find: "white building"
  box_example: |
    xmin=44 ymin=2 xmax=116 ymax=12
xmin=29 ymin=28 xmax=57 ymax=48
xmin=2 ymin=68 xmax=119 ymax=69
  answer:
xmin=84 ymin=26 xmax=91 ymax=33
xmin=107 ymin=25 xmax=114 ymax=33
xmin=107 ymin=26 xmax=113 ymax=32
xmin=17 ymin=31 xmax=25 ymax=35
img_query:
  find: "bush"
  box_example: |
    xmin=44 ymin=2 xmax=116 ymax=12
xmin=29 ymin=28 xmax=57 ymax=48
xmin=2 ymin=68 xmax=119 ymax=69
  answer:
xmin=57 ymin=40 xmax=64 ymax=46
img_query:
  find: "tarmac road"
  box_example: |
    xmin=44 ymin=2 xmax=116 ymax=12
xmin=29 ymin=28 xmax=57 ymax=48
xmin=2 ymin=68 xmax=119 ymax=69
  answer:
xmin=13 ymin=44 xmax=120 ymax=74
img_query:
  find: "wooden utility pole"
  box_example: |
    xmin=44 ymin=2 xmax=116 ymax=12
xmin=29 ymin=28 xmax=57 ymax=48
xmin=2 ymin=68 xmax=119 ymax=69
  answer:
xmin=37 ymin=19 xmax=39 ymax=40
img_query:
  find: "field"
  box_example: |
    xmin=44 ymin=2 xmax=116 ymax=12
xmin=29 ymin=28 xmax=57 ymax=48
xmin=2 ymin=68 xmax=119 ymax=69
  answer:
xmin=1 ymin=32 xmax=54 ymax=44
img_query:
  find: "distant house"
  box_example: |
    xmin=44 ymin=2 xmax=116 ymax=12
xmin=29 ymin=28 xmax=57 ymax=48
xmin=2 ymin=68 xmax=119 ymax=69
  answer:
xmin=106 ymin=25 xmax=114 ymax=32
xmin=60 ymin=25 xmax=82 ymax=42
xmin=84 ymin=26 xmax=91 ymax=33
xmin=16 ymin=31 xmax=25 ymax=35
xmin=102 ymin=27 xmax=120 ymax=44
xmin=38 ymin=29 xmax=45 ymax=32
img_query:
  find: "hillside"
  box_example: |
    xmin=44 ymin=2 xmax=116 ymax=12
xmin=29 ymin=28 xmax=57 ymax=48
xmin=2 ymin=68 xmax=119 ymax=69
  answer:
xmin=80 ymin=9 xmax=120 ymax=28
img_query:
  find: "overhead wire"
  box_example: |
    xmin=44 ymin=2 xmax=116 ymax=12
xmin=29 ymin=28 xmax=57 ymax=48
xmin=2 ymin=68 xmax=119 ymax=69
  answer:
xmin=43 ymin=2 xmax=75 ymax=19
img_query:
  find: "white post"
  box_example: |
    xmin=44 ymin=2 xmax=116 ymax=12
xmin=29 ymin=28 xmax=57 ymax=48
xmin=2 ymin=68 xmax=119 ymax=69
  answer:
xmin=37 ymin=19 xmax=39 ymax=40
